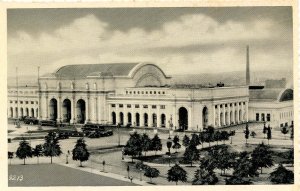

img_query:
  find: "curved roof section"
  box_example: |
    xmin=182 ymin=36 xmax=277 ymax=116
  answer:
xmin=249 ymin=88 xmax=293 ymax=102
xmin=54 ymin=63 xmax=140 ymax=78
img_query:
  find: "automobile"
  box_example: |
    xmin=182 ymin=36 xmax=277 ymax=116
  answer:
xmin=57 ymin=132 xmax=70 ymax=139
xmin=39 ymin=120 xmax=57 ymax=127
xmin=82 ymin=123 xmax=113 ymax=137
xmin=88 ymin=131 xmax=100 ymax=138
xmin=23 ymin=117 xmax=39 ymax=125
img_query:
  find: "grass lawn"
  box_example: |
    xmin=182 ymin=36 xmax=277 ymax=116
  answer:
xmin=8 ymin=164 xmax=136 ymax=186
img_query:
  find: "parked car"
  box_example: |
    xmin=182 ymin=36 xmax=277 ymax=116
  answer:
xmin=23 ymin=117 xmax=39 ymax=125
xmin=39 ymin=120 xmax=57 ymax=127
xmin=82 ymin=123 xmax=113 ymax=138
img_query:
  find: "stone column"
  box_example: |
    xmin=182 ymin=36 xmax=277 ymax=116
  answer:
xmin=71 ymin=96 xmax=76 ymax=124
xmin=116 ymin=106 xmax=119 ymax=124
xmin=108 ymin=103 xmax=111 ymax=124
xmin=124 ymin=107 xmax=127 ymax=126
xmin=188 ymin=106 xmax=192 ymax=130
xmin=57 ymin=96 xmax=62 ymax=121
xmin=241 ymin=102 xmax=244 ymax=122
xmin=45 ymin=95 xmax=48 ymax=120
xmin=94 ymin=97 xmax=98 ymax=123
xmin=148 ymin=106 xmax=153 ymax=127
xmin=157 ymin=106 xmax=160 ymax=128
xmin=85 ymin=97 xmax=90 ymax=123
xmin=218 ymin=104 xmax=221 ymax=127
xmin=222 ymin=104 xmax=226 ymax=126
xmin=237 ymin=102 xmax=240 ymax=124
xmin=213 ymin=105 xmax=216 ymax=127
xmin=131 ymin=106 xmax=136 ymax=126
xmin=246 ymin=101 xmax=249 ymax=122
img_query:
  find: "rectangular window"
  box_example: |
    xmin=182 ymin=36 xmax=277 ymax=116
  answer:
xmin=15 ymin=101 xmax=17 ymax=103
xmin=135 ymin=104 xmax=139 ymax=108
xmin=256 ymin=113 xmax=259 ymax=121
xmin=261 ymin=113 xmax=265 ymax=121
xmin=119 ymin=104 xmax=123 ymax=108
xmin=160 ymin=105 xmax=165 ymax=109
xmin=111 ymin=104 xmax=116 ymax=108
xmin=127 ymin=104 xmax=131 ymax=108
xmin=25 ymin=101 xmax=28 ymax=104
xmin=267 ymin=114 xmax=271 ymax=122
xmin=36 ymin=101 xmax=38 ymax=104
xmin=152 ymin=105 xmax=157 ymax=109
xmin=20 ymin=101 xmax=23 ymax=104
xmin=31 ymin=101 xmax=34 ymax=104
xmin=10 ymin=101 xmax=12 ymax=103
xmin=143 ymin=105 xmax=148 ymax=109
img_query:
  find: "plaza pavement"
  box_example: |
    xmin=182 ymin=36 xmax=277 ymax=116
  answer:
xmin=7 ymin=122 xmax=294 ymax=185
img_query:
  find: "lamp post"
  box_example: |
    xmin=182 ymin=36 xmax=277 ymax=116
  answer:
xmin=66 ymin=153 xmax=69 ymax=164
xmin=117 ymin=123 xmax=120 ymax=147
xmin=121 ymin=147 xmax=124 ymax=160
xmin=140 ymin=168 xmax=143 ymax=181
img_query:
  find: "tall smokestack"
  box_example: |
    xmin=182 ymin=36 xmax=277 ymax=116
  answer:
xmin=246 ymin=45 xmax=250 ymax=86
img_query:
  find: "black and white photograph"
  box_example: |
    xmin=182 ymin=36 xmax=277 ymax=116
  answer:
xmin=5 ymin=3 xmax=296 ymax=187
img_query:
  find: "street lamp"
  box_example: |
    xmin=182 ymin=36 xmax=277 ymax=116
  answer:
xmin=140 ymin=168 xmax=143 ymax=181
xmin=121 ymin=147 xmax=124 ymax=160
xmin=117 ymin=123 xmax=120 ymax=147
xmin=66 ymin=153 xmax=69 ymax=164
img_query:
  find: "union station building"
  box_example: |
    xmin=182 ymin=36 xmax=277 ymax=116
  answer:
xmin=7 ymin=62 xmax=294 ymax=131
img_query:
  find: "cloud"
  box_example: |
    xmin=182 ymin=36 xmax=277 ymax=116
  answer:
xmin=8 ymin=13 xmax=292 ymax=77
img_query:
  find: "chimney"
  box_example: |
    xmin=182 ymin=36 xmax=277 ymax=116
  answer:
xmin=246 ymin=45 xmax=250 ymax=86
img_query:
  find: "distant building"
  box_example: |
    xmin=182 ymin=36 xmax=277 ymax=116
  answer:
xmin=265 ymin=78 xmax=287 ymax=88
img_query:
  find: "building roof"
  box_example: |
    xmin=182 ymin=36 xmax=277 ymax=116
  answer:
xmin=53 ymin=63 xmax=140 ymax=78
xmin=249 ymin=88 xmax=293 ymax=102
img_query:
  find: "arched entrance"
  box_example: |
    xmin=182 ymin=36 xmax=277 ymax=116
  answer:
xmin=20 ymin=108 xmax=24 ymax=117
xmin=179 ymin=107 xmax=188 ymax=130
xmin=36 ymin=108 xmax=38 ymax=118
xmin=112 ymin=112 xmax=116 ymax=125
xmin=62 ymin=99 xmax=71 ymax=123
xmin=202 ymin=107 xmax=208 ymax=129
xmin=25 ymin=108 xmax=29 ymax=117
xmin=127 ymin=113 xmax=132 ymax=125
xmin=119 ymin=112 xmax=124 ymax=125
xmin=10 ymin=107 xmax=13 ymax=118
xmin=31 ymin=108 xmax=35 ymax=117
xmin=152 ymin=113 xmax=157 ymax=127
xmin=136 ymin=113 xmax=140 ymax=127
xmin=15 ymin=107 xmax=18 ymax=118
xmin=144 ymin=113 xmax=148 ymax=127
xmin=239 ymin=110 xmax=242 ymax=122
xmin=49 ymin=98 xmax=57 ymax=121
xmin=161 ymin=114 xmax=166 ymax=127
xmin=76 ymin=99 xmax=86 ymax=124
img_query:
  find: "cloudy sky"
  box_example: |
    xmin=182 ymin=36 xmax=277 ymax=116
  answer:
xmin=7 ymin=7 xmax=293 ymax=78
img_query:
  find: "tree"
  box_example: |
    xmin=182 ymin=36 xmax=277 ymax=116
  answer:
xmin=151 ymin=134 xmax=162 ymax=156
xmin=16 ymin=139 xmax=32 ymax=165
xmin=144 ymin=167 xmax=160 ymax=183
xmin=269 ymin=164 xmax=294 ymax=184
xmin=8 ymin=151 xmax=14 ymax=165
xmin=244 ymin=123 xmax=250 ymax=144
xmin=182 ymin=134 xmax=190 ymax=147
xmin=183 ymin=144 xmax=200 ymax=167
xmin=141 ymin=133 xmax=151 ymax=156
xmin=72 ymin=138 xmax=90 ymax=167
xmin=203 ymin=126 xmax=215 ymax=147
xmin=220 ymin=131 xmax=229 ymax=144
xmin=190 ymin=133 xmax=200 ymax=146
xmin=167 ymin=163 xmax=187 ymax=185
xmin=192 ymin=166 xmax=218 ymax=185
xmin=213 ymin=145 xmax=236 ymax=175
xmin=166 ymin=137 xmax=172 ymax=155
xmin=199 ymin=132 xmax=205 ymax=148
xmin=43 ymin=131 xmax=62 ymax=164
xmin=123 ymin=132 xmax=142 ymax=162
xmin=32 ymin=144 xmax=43 ymax=164
xmin=251 ymin=142 xmax=274 ymax=174
xmin=281 ymin=125 xmax=289 ymax=140
xmin=233 ymin=151 xmax=259 ymax=178
xmin=225 ymin=176 xmax=252 ymax=185
xmin=290 ymin=123 xmax=294 ymax=140
xmin=172 ymin=135 xmax=181 ymax=153
xmin=214 ymin=131 xmax=222 ymax=145
xmin=263 ymin=123 xmax=267 ymax=138
xmin=267 ymin=125 xmax=272 ymax=145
